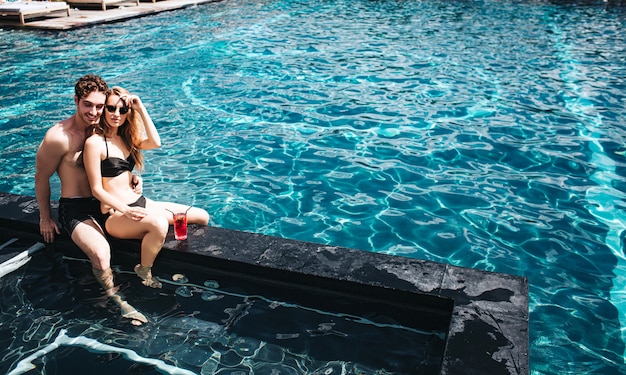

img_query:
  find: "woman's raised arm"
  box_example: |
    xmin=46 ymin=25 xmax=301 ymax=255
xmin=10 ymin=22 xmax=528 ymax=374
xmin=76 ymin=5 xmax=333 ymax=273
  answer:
xmin=127 ymin=94 xmax=161 ymax=150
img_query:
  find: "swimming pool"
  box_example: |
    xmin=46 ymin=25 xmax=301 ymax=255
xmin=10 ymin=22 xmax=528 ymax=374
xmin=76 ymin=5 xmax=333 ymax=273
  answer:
xmin=0 ymin=0 xmax=625 ymax=373
xmin=0 ymin=227 xmax=454 ymax=374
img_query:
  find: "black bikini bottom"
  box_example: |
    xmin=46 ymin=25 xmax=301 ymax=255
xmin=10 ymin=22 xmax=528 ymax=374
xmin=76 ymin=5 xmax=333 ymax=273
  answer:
xmin=128 ymin=195 xmax=146 ymax=208
xmin=102 ymin=195 xmax=147 ymax=227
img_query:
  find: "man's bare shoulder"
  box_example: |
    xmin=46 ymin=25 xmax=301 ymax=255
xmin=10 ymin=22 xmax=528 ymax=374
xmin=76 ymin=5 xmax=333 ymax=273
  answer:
xmin=37 ymin=118 xmax=79 ymax=160
xmin=41 ymin=121 xmax=67 ymax=145
xmin=47 ymin=117 xmax=73 ymax=136
xmin=45 ymin=117 xmax=84 ymax=146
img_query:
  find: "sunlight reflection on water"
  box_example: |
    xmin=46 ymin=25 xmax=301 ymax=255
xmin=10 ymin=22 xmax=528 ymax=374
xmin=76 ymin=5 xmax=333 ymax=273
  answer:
xmin=1 ymin=0 xmax=626 ymax=372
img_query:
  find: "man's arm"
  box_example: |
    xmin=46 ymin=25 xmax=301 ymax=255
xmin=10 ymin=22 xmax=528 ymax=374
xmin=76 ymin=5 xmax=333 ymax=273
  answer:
xmin=35 ymin=131 xmax=64 ymax=242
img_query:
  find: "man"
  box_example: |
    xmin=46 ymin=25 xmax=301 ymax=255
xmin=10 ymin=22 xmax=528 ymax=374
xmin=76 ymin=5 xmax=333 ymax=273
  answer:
xmin=35 ymin=74 xmax=147 ymax=325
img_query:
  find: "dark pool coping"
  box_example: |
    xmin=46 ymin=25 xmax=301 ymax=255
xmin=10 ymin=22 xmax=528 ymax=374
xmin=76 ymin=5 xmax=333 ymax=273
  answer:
xmin=0 ymin=191 xmax=528 ymax=374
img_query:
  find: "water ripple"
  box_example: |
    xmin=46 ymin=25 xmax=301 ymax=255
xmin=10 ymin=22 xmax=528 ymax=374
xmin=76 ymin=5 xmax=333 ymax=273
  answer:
xmin=2 ymin=0 xmax=626 ymax=373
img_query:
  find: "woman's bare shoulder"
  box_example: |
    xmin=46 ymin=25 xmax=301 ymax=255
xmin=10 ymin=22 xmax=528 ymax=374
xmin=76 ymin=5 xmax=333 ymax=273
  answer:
xmin=85 ymin=133 xmax=104 ymax=146
xmin=84 ymin=134 xmax=106 ymax=157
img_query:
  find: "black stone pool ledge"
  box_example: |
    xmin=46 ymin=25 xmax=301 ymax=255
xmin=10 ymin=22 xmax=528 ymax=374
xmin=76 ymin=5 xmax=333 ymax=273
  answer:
xmin=0 ymin=191 xmax=528 ymax=374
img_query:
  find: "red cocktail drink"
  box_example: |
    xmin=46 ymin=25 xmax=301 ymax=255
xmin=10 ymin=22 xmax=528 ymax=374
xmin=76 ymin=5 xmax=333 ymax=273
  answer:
xmin=173 ymin=213 xmax=188 ymax=240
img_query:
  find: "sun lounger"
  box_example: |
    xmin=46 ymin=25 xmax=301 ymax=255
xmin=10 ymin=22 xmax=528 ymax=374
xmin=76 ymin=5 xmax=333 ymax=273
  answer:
xmin=65 ymin=0 xmax=138 ymax=11
xmin=0 ymin=1 xmax=70 ymax=25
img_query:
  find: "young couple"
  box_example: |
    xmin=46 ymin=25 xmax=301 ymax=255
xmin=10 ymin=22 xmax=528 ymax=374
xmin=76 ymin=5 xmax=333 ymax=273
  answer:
xmin=35 ymin=74 xmax=209 ymax=324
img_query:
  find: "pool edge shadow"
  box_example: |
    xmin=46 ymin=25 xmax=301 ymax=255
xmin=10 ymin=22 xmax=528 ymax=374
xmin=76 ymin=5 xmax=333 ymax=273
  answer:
xmin=0 ymin=191 xmax=529 ymax=374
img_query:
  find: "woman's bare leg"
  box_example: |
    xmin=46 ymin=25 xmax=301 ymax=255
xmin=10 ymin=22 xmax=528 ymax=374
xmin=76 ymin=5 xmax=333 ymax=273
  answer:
xmin=145 ymin=200 xmax=210 ymax=225
xmin=105 ymin=213 xmax=169 ymax=288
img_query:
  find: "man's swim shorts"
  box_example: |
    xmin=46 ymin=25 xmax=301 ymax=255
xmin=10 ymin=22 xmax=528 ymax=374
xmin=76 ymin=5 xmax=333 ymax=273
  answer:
xmin=58 ymin=197 xmax=106 ymax=237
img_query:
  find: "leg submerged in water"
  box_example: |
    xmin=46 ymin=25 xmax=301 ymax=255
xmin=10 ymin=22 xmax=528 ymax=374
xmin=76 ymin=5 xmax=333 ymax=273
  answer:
xmin=134 ymin=264 xmax=162 ymax=289
xmin=92 ymin=267 xmax=148 ymax=325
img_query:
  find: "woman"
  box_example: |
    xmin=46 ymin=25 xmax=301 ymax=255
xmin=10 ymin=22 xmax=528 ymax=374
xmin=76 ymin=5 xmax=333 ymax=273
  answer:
xmin=84 ymin=86 xmax=210 ymax=289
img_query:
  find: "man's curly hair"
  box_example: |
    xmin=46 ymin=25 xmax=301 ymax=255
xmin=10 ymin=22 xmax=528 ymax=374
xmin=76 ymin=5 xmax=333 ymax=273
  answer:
xmin=75 ymin=74 xmax=108 ymax=100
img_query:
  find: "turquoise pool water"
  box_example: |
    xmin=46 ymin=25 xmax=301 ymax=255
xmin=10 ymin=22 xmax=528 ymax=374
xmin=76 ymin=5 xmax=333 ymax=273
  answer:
xmin=1 ymin=0 xmax=625 ymax=373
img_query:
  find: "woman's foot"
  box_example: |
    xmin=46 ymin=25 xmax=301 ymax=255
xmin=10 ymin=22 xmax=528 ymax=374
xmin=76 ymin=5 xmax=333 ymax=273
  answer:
xmin=134 ymin=264 xmax=162 ymax=288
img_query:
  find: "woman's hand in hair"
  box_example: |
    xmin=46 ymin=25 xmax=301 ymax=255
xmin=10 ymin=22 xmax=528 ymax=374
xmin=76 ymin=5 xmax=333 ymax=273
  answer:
xmin=123 ymin=94 xmax=143 ymax=110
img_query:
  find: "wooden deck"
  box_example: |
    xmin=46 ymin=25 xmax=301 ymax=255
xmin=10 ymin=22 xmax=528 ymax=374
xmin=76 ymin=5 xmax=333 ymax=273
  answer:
xmin=0 ymin=0 xmax=218 ymax=30
xmin=0 ymin=1 xmax=70 ymax=25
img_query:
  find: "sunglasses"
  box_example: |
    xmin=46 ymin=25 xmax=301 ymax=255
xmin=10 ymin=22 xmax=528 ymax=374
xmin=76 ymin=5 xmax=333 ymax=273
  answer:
xmin=105 ymin=105 xmax=130 ymax=114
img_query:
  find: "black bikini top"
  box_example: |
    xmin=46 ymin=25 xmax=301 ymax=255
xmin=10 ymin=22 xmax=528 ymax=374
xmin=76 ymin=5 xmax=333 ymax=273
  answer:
xmin=101 ymin=135 xmax=135 ymax=178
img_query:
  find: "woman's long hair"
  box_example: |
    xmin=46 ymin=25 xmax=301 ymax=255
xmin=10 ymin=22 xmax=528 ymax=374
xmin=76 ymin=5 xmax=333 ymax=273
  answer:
xmin=96 ymin=86 xmax=145 ymax=171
